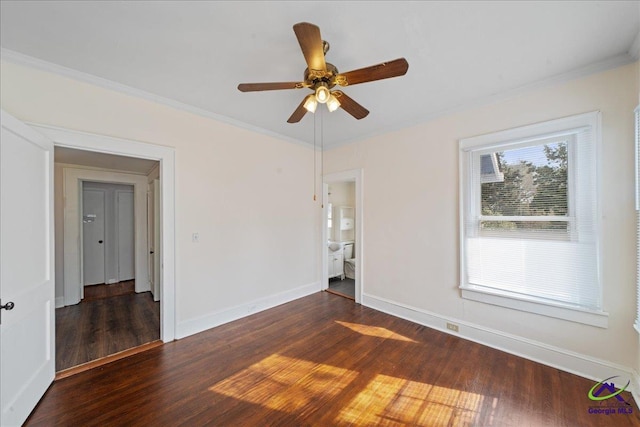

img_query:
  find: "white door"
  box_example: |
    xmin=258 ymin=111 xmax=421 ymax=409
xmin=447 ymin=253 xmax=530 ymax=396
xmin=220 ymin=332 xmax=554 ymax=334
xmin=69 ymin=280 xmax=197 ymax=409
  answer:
xmin=117 ymin=190 xmax=134 ymax=281
xmin=0 ymin=110 xmax=55 ymax=426
xmin=82 ymin=189 xmax=105 ymax=286
xmin=148 ymin=179 xmax=161 ymax=301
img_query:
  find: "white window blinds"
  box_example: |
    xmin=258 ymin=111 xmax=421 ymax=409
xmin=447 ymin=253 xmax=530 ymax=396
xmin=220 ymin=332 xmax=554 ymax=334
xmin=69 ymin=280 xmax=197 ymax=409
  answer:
xmin=460 ymin=112 xmax=602 ymax=319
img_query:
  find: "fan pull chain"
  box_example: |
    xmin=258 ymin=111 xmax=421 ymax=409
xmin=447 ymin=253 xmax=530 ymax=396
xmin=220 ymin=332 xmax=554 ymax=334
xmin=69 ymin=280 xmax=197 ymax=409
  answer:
xmin=320 ymin=107 xmax=324 ymax=209
xmin=313 ymin=110 xmax=317 ymax=201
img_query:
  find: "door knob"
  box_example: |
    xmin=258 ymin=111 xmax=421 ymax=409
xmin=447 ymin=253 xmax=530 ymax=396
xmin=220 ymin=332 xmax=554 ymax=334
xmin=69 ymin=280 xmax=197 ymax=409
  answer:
xmin=0 ymin=301 xmax=15 ymax=311
xmin=98 ymin=240 xmax=103 ymax=244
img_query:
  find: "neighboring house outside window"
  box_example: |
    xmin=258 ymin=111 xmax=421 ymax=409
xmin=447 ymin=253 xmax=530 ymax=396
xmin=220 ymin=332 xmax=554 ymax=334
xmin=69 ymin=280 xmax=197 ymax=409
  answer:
xmin=459 ymin=111 xmax=607 ymax=327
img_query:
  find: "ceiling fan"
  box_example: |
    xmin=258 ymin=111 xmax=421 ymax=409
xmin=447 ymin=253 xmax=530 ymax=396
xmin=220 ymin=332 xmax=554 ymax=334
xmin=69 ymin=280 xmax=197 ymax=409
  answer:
xmin=237 ymin=22 xmax=409 ymax=123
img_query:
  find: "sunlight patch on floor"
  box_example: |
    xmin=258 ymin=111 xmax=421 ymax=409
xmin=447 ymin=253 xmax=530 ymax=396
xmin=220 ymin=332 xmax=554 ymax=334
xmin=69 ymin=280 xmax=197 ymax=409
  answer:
xmin=335 ymin=321 xmax=417 ymax=342
xmin=336 ymin=374 xmax=486 ymax=426
xmin=208 ymin=354 xmax=358 ymax=412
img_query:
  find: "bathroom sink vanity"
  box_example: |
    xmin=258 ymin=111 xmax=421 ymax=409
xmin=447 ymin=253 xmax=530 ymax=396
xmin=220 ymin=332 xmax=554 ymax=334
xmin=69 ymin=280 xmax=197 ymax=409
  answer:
xmin=327 ymin=205 xmax=355 ymax=281
xmin=328 ymin=243 xmax=344 ymax=280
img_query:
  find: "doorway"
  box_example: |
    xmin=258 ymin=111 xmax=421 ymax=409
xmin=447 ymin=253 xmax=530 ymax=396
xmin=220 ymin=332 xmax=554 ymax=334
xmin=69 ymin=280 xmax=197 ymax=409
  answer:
xmin=326 ymin=184 xmax=356 ymax=300
xmin=33 ymin=123 xmax=176 ymax=345
xmin=323 ymin=169 xmax=363 ymax=303
xmin=55 ymin=154 xmax=162 ymax=372
xmin=82 ymin=181 xmax=135 ymax=287
xmin=33 ymin=120 xmax=177 ymax=373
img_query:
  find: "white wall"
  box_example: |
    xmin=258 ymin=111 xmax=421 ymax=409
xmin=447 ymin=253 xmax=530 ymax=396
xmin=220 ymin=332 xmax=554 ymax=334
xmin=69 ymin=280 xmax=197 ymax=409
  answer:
xmin=328 ymin=181 xmax=355 ymax=241
xmin=1 ymin=61 xmax=320 ymax=335
xmin=328 ymin=182 xmax=355 ymax=208
xmin=324 ymin=62 xmax=640 ymax=376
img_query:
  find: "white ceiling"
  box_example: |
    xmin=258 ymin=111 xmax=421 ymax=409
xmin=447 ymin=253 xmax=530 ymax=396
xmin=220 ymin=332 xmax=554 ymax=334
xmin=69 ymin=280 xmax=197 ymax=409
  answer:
xmin=55 ymin=146 xmax=158 ymax=174
xmin=1 ymin=1 xmax=639 ymax=149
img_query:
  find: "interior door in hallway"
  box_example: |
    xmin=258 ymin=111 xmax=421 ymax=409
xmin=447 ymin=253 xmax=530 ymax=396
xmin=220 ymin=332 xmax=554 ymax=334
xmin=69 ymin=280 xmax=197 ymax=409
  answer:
xmin=82 ymin=188 xmax=105 ymax=286
xmin=117 ymin=190 xmax=134 ymax=281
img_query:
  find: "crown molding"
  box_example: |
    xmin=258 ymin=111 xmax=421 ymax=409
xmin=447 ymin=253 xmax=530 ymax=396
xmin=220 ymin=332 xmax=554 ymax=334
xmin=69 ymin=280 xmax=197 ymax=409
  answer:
xmin=0 ymin=48 xmax=311 ymax=149
xmin=1 ymin=47 xmax=635 ymax=153
xmin=326 ymin=52 xmax=637 ymax=151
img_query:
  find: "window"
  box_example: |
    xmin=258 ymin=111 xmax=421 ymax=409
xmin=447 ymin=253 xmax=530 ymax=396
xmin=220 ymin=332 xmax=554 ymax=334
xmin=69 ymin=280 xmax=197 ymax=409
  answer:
xmin=459 ymin=112 xmax=607 ymax=327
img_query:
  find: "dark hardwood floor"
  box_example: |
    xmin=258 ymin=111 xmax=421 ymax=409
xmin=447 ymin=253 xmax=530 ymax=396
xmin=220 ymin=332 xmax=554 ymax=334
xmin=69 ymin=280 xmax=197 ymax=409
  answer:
xmin=82 ymin=280 xmax=137 ymax=301
xmin=328 ymin=277 xmax=355 ymax=300
xmin=55 ymin=282 xmax=160 ymax=372
xmin=29 ymin=292 xmax=639 ymax=426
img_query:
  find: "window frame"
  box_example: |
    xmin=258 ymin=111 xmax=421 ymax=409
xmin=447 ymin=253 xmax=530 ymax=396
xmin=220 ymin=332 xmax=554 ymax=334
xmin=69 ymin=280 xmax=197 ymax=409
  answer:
xmin=459 ymin=111 xmax=608 ymax=328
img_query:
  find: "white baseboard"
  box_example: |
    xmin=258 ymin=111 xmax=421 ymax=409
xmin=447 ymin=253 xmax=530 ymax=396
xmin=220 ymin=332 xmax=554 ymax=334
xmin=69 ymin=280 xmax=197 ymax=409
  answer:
xmin=363 ymin=293 xmax=639 ymax=405
xmin=55 ymin=297 xmax=65 ymax=308
xmin=176 ymin=281 xmax=319 ymax=339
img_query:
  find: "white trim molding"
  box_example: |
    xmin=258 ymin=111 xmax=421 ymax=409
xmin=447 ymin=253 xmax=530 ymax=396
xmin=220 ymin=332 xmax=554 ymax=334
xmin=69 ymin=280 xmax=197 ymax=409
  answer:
xmin=0 ymin=48 xmax=310 ymax=149
xmin=2 ymin=48 xmax=635 ymax=152
xmin=176 ymin=282 xmax=319 ymax=340
xmin=362 ymin=293 xmax=639 ymax=406
xmin=461 ymin=287 xmax=609 ymax=328
xmin=28 ymin=123 xmax=177 ymax=342
xmin=62 ymin=167 xmax=149 ymax=304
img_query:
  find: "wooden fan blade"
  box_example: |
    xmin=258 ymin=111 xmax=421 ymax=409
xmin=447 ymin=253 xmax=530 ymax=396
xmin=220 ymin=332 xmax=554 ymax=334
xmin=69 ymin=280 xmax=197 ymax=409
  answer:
xmin=287 ymin=96 xmax=309 ymax=123
xmin=238 ymin=82 xmax=304 ymax=92
xmin=336 ymin=58 xmax=409 ymax=86
xmin=293 ymin=22 xmax=327 ymax=72
xmin=333 ymin=91 xmax=369 ymax=120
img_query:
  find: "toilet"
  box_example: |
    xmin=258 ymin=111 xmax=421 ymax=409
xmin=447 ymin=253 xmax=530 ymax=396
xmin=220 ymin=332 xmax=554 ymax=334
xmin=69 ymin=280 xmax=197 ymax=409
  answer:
xmin=343 ymin=243 xmax=356 ymax=280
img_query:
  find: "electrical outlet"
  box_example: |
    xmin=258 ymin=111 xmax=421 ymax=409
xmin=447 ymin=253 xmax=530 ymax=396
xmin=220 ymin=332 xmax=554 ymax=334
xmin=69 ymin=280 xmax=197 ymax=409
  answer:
xmin=446 ymin=322 xmax=459 ymax=332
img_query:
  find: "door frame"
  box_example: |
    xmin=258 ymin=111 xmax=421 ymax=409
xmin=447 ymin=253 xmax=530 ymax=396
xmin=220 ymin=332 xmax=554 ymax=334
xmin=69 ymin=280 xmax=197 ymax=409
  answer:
xmin=68 ymin=171 xmax=149 ymax=301
xmin=150 ymin=178 xmax=161 ymax=302
xmin=322 ymin=169 xmax=364 ymax=303
xmin=29 ymin=123 xmax=176 ymax=342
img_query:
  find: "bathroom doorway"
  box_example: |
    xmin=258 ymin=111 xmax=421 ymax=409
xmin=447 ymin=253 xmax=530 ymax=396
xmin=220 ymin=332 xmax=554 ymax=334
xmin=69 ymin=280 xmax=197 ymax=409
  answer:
xmin=322 ymin=169 xmax=363 ymax=303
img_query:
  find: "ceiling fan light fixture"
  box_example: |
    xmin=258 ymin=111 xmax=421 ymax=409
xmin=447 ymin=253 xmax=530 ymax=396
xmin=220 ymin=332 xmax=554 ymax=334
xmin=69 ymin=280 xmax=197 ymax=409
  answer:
xmin=326 ymin=93 xmax=341 ymax=112
xmin=303 ymin=95 xmax=318 ymax=113
xmin=315 ymin=83 xmax=330 ymax=104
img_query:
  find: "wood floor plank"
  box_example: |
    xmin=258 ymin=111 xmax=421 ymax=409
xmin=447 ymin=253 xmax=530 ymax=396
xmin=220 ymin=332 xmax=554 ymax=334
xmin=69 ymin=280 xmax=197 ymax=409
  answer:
xmin=27 ymin=292 xmax=640 ymax=426
xmin=55 ymin=287 xmax=160 ymax=371
xmin=83 ymin=280 xmax=136 ymax=301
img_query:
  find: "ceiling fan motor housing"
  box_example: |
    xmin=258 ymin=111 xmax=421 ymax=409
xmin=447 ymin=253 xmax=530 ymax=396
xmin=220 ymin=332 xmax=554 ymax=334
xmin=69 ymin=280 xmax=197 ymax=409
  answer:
xmin=305 ymin=63 xmax=339 ymax=90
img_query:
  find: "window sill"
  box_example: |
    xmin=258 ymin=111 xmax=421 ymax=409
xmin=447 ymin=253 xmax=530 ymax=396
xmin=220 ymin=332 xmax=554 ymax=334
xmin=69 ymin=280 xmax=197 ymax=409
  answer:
xmin=460 ymin=285 xmax=609 ymax=328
